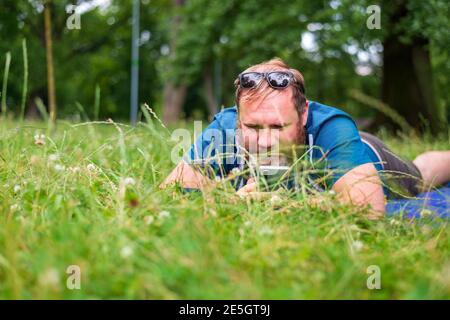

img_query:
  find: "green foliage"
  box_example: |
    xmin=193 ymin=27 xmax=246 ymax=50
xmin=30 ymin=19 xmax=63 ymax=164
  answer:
xmin=0 ymin=0 xmax=448 ymax=120
xmin=166 ymin=0 xmax=448 ymax=118
xmin=0 ymin=0 xmax=169 ymax=119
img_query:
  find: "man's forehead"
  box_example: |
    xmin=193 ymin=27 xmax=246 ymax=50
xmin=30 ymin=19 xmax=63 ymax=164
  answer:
xmin=243 ymin=64 xmax=286 ymax=73
xmin=240 ymin=98 xmax=297 ymax=124
xmin=241 ymin=111 xmax=290 ymax=125
xmin=240 ymin=89 xmax=294 ymax=112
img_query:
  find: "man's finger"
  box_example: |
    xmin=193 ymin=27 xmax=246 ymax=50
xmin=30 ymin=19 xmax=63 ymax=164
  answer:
xmin=236 ymin=178 xmax=257 ymax=195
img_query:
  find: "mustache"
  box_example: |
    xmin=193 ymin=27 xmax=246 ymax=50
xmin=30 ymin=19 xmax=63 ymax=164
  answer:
xmin=248 ymin=150 xmax=291 ymax=166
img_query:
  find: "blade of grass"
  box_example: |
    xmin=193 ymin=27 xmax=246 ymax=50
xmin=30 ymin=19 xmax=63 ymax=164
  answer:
xmin=75 ymin=101 xmax=90 ymax=122
xmin=1 ymin=51 xmax=11 ymax=116
xmin=94 ymin=84 xmax=100 ymax=121
xmin=20 ymin=39 xmax=28 ymax=122
xmin=35 ymin=97 xmax=49 ymax=122
xmin=35 ymin=96 xmax=54 ymax=134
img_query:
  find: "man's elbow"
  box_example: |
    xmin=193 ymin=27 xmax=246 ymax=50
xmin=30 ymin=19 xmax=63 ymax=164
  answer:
xmin=333 ymin=164 xmax=386 ymax=219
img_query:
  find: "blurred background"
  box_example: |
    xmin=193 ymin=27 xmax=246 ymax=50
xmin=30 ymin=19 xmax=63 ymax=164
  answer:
xmin=0 ymin=0 xmax=448 ymax=133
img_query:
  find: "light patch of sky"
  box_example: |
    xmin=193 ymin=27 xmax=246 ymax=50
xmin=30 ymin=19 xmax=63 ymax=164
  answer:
xmin=307 ymin=23 xmax=323 ymax=32
xmin=355 ymin=65 xmax=372 ymax=76
xmin=67 ymin=0 xmax=112 ymax=14
xmin=301 ymin=32 xmax=318 ymax=52
xmin=140 ymin=30 xmax=152 ymax=45
xmin=342 ymin=39 xmax=383 ymax=76
xmin=330 ymin=0 xmax=341 ymax=9
xmin=160 ymin=44 xmax=170 ymax=56
xmin=301 ymin=31 xmax=382 ymax=76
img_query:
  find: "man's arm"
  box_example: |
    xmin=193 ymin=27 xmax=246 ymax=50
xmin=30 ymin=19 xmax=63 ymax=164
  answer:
xmin=332 ymin=162 xmax=385 ymax=219
xmin=236 ymin=163 xmax=385 ymax=218
xmin=160 ymin=161 xmax=213 ymax=189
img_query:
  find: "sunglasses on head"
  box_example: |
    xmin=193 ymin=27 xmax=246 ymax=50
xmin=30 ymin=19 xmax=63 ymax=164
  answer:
xmin=238 ymin=71 xmax=295 ymax=89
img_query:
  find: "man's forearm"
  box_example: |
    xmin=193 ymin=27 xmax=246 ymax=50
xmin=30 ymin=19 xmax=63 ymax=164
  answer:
xmin=333 ymin=163 xmax=386 ymax=218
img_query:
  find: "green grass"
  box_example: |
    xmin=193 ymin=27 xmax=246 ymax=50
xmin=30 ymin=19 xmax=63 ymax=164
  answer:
xmin=0 ymin=119 xmax=449 ymax=299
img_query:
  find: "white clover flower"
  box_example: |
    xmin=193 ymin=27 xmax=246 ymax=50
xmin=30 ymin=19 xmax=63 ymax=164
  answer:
xmin=270 ymin=194 xmax=281 ymax=205
xmin=351 ymin=240 xmax=364 ymax=252
xmin=86 ymin=163 xmax=96 ymax=171
xmin=120 ymin=246 xmax=134 ymax=259
xmin=69 ymin=166 xmax=81 ymax=173
xmin=13 ymin=184 xmax=21 ymax=194
xmin=158 ymin=210 xmax=170 ymax=219
xmin=144 ymin=215 xmax=155 ymax=225
xmin=258 ymin=226 xmax=273 ymax=236
xmin=54 ymin=164 xmax=65 ymax=172
xmin=38 ymin=268 xmax=60 ymax=287
xmin=34 ymin=133 xmax=46 ymax=145
xmin=48 ymin=153 xmax=59 ymax=162
xmin=420 ymin=209 xmax=433 ymax=218
xmin=10 ymin=204 xmax=19 ymax=212
xmin=122 ymin=177 xmax=136 ymax=187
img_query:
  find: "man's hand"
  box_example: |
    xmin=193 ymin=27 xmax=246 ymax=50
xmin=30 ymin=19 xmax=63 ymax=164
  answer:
xmin=160 ymin=161 xmax=213 ymax=189
xmin=236 ymin=177 xmax=257 ymax=196
xmin=236 ymin=178 xmax=278 ymax=201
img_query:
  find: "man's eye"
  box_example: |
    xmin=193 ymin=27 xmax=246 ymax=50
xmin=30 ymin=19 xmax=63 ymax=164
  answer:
xmin=245 ymin=125 xmax=259 ymax=130
xmin=271 ymin=125 xmax=284 ymax=130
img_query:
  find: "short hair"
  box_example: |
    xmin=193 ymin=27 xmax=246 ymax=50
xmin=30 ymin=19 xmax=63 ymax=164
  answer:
xmin=234 ymin=57 xmax=307 ymax=114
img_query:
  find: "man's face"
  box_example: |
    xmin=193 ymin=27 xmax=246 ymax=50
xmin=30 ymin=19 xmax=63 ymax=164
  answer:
xmin=237 ymin=86 xmax=309 ymax=166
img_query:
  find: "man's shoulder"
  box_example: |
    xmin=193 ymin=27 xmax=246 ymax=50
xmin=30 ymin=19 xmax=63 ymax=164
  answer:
xmin=211 ymin=106 xmax=238 ymax=129
xmin=308 ymin=100 xmax=355 ymax=133
xmin=309 ymin=100 xmax=352 ymax=118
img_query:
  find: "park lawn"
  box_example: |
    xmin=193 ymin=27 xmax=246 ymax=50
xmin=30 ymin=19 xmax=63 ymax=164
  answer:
xmin=0 ymin=118 xmax=449 ymax=299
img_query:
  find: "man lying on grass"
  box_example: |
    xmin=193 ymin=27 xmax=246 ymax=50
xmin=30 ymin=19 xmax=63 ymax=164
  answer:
xmin=161 ymin=58 xmax=450 ymax=219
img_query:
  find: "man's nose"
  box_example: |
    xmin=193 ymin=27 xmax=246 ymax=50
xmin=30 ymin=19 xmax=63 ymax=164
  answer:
xmin=257 ymin=129 xmax=278 ymax=150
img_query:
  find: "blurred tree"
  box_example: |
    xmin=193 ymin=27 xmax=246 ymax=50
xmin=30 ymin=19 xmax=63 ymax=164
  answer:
xmin=44 ymin=0 xmax=56 ymax=122
xmin=378 ymin=0 xmax=448 ymax=133
xmin=161 ymin=0 xmax=187 ymax=124
xmin=0 ymin=0 xmax=169 ymax=120
xmin=165 ymin=0 xmax=448 ymax=132
xmin=0 ymin=0 xmax=448 ymax=129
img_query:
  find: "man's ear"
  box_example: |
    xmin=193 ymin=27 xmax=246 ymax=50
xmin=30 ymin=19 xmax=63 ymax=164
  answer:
xmin=301 ymin=100 xmax=309 ymax=126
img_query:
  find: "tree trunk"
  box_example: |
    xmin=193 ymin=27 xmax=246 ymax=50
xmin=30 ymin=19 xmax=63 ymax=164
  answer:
xmin=44 ymin=1 xmax=56 ymax=123
xmin=162 ymin=84 xmax=187 ymax=123
xmin=379 ymin=2 xmax=442 ymax=133
xmin=162 ymin=0 xmax=186 ymax=124
xmin=203 ymin=64 xmax=217 ymax=120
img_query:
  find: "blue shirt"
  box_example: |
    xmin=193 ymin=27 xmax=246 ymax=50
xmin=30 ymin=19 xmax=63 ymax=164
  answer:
xmin=184 ymin=101 xmax=384 ymax=193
